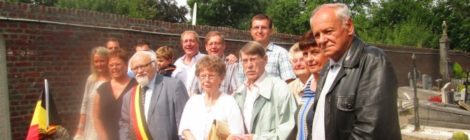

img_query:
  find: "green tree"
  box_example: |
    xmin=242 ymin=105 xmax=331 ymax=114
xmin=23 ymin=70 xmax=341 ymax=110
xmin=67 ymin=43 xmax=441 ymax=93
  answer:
xmin=187 ymin=0 xmax=268 ymax=29
xmin=431 ymin=0 xmax=470 ymax=51
xmin=358 ymin=0 xmax=437 ymax=47
xmin=266 ymin=0 xmax=308 ymax=35
xmin=55 ymin=0 xmax=157 ymax=19
xmin=154 ymin=0 xmax=188 ymax=23
xmin=7 ymin=0 xmax=56 ymax=6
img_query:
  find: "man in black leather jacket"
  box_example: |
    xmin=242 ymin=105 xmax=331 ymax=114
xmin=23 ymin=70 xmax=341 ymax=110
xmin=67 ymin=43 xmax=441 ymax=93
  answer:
xmin=308 ymin=3 xmax=401 ymax=140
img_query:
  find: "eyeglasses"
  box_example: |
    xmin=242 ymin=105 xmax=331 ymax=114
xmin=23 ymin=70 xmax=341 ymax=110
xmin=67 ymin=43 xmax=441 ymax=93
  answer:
xmin=131 ymin=61 xmax=153 ymax=71
xmin=199 ymin=74 xmax=217 ymax=80
xmin=251 ymin=25 xmax=269 ymax=31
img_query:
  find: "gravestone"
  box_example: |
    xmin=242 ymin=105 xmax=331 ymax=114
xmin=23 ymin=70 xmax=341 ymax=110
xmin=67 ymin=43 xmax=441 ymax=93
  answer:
xmin=440 ymin=21 xmax=452 ymax=81
xmin=422 ymin=74 xmax=432 ymax=90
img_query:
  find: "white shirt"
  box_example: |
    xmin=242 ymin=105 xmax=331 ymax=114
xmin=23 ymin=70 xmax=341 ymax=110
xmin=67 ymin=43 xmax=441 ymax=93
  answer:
xmin=178 ymin=93 xmax=244 ymax=140
xmin=143 ymin=75 xmax=157 ymax=122
xmin=311 ymin=60 xmax=342 ymax=140
xmin=242 ymin=72 xmax=267 ymax=132
xmin=172 ymin=52 xmax=206 ymax=96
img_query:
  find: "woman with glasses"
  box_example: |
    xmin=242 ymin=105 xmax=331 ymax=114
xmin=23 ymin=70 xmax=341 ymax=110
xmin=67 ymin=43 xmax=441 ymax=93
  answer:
xmin=179 ymin=55 xmax=244 ymax=140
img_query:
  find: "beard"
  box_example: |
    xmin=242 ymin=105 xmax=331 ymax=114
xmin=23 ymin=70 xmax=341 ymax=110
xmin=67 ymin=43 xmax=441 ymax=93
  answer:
xmin=135 ymin=75 xmax=150 ymax=87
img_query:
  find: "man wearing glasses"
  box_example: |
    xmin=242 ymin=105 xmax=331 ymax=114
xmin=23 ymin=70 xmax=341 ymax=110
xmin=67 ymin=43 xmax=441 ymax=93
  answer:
xmin=237 ymin=14 xmax=296 ymax=84
xmin=120 ymin=51 xmax=189 ymax=140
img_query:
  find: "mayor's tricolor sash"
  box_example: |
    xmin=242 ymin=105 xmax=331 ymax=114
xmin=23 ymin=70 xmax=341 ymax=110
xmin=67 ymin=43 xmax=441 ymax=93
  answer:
xmin=130 ymin=85 xmax=153 ymax=140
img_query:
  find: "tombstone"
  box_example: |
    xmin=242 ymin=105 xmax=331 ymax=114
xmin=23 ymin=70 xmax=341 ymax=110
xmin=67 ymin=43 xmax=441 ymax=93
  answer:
xmin=441 ymin=82 xmax=454 ymax=104
xmin=422 ymin=74 xmax=433 ymax=90
xmin=439 ymin=21 xmax=452 ymax=82
xmin=408 ymin=71 xmax=422 ymax=88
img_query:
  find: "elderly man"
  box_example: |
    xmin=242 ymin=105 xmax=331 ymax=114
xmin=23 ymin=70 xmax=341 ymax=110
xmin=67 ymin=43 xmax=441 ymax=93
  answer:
xmin=172 ymin=30 xmax=206 ymax=96
xmin=237 ymin=14 xmax=296 ymax=84
xmin=204 ymin=31 xmax=239 ymax=94
xmin=119 ymin=51 xmax=189 ymax=140
xmin=231 ymin=41 xmax=297 ymax=140
xmin=309 ymin=3 xmax=400 ymax=140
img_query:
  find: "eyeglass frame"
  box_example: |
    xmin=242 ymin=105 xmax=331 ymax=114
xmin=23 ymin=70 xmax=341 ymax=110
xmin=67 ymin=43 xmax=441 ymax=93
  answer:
xmin=131 ymin=61 xmax=154 ymax=71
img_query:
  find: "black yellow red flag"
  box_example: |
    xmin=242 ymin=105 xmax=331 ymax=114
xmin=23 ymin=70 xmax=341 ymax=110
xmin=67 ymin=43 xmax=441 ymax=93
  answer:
xmin=25 ymin=87 xmax=61 ymax=140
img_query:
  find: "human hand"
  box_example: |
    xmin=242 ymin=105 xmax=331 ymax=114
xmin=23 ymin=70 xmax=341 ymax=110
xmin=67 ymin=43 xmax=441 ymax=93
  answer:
xmin=225 ymin=54 xmax=238 ymax=64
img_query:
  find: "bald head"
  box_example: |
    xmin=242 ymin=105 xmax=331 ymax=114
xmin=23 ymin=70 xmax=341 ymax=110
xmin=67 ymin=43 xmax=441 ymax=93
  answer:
xmin=309 ymin=3 xmax=354 ymax=61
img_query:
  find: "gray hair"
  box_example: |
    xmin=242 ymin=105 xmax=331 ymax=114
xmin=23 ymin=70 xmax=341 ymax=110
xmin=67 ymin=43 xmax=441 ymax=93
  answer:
xmin=288 ymin=43 xmax=301 ymax=60
xmin=129 ymin=50 xmax=158 ymax=70
xmin=311 ymin=3 xmax=352 ymax=28
xmin=181 ymin=30 xmax=200 ymax=43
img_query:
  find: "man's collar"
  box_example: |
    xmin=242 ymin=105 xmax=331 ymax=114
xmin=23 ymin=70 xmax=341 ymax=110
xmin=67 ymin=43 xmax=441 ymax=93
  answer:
xmin=244 ymin=72 xmax=267 ymax=88
xmin=244 ymin=72 xmax=273 ymax=99
xmin=328 ymin=40 xmax=354 ymax=68
xmin=266 ymin=42 xmax=274 ymax=51
xmin=144 ymin=74 xmax=157 ymax=90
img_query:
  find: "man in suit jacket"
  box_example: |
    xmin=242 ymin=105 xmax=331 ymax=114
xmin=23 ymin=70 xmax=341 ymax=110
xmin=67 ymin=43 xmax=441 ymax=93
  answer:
xmin=120 ymin=51 xmax=189 ymax=140
xmin=230 ymin=41 xmax=297 ymax=140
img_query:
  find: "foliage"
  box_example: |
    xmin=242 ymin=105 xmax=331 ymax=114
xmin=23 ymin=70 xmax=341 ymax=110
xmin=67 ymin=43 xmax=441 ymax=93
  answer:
xmin=452 ymin=131 xmax=469 ymax=140
xmin=265 ymin=0 xmax=309 ymax=35
xmin=7 ymin=0 xmax=187 ymax=23
xmin=187 ymin=0 xmax=268 ymax=29
xmin=431 ymin=0 xmax=470 ymax=51
xmin=357 ymin=0 xmax=438 ymax=48
xmin=154 ymin=0 xmax=188 ymax=23
xmin=7 ymin=0 xmax=56 ymax=6
xmin=6 ymin=0 xmax=470 ymax=51
xmin=453 ymin=62 xmax=466 ymax=79
xmin=55 ymin=0 xmax=157 ymax=19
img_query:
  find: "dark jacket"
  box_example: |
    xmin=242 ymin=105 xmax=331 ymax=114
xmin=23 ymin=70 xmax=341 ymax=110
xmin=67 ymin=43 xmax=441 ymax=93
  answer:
xmin=314 ymin=37 xmax=401 ymax=140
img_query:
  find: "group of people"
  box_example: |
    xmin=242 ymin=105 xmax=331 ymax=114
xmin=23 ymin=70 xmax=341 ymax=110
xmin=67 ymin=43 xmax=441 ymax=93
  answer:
xmin=74 ymin=3 xmax=400 ymax=140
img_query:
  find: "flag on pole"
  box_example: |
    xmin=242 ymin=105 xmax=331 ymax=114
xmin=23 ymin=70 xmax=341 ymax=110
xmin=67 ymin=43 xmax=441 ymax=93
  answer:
xmin=26 ymin=79 xmax=61 ymax=140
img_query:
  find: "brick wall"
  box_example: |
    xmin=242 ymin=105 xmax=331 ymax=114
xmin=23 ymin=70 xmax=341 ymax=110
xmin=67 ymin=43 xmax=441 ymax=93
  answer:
xmin=1 ymin=2 xmax=470 ymax=140
xmin=379 ymin=45 xmax=470 ymax=87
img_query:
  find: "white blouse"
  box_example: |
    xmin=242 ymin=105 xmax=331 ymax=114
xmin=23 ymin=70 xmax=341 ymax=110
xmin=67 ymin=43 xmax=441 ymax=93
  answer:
xmin=179 ymin=93 xmax=244 ymax=140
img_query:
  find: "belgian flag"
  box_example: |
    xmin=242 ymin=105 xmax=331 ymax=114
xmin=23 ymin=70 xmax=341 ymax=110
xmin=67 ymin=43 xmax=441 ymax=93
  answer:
xmin=25 ymin=82 xmax=61 ymax=140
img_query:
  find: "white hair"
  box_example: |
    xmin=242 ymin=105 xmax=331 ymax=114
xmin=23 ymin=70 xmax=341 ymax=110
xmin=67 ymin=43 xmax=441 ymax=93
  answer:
xmin=129 ymin=50 xmax=158 ymax=70
xmin=311 ymin=3 xmax=352 ymax=28
xmin=288 ymin=43 xmax=301 ymax=60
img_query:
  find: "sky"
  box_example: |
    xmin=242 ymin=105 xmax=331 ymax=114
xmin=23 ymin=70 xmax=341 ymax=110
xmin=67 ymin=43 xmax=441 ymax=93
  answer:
xmin=175 ymin=0 xmax=188 ymax=7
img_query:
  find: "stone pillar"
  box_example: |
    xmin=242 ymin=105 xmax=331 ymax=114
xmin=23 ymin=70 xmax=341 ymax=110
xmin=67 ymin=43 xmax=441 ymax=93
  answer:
xmin=440 ymin=21 xmax=451 ymax=82
xmin=0 ymin=35 xmax=12 ymax=139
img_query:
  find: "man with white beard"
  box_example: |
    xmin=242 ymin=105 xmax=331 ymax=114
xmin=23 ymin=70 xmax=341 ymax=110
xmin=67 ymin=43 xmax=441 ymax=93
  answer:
xmin=119 ymin=51 xmax=189 ymax=140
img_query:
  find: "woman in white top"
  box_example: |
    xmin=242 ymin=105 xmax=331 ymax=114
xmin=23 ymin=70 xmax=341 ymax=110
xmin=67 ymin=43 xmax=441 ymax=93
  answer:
xmin=179 ymin=55 xmax=244 ymax=140
xmin=74 ymin=47 xmax=109 ymax=140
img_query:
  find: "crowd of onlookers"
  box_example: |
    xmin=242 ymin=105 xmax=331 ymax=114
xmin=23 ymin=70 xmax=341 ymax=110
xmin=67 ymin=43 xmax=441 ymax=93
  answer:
xmin=73 ymin=3 xmax=401 ymax=140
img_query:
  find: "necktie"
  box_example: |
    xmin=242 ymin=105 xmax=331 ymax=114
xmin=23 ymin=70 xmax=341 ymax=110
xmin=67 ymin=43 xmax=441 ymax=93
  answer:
xmin=141 ymin=86 xmax=149 ymax=107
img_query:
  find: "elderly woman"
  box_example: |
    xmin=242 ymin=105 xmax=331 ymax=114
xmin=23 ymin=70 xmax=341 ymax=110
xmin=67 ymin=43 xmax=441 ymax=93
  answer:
xmin=296 ymin=30 xmax=328 ymax=140
xmin=75 ymin=46 xmax=110 ymax=140
xmin=288 ymin=43 xmax=311 ymax=105
xmin=93 ymin=49 xmax=137 ymax=140
xmin=179 ymin=55 xmax=244 ymax=140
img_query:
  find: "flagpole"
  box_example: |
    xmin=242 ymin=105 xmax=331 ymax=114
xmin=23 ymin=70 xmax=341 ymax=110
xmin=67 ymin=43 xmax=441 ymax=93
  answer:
xmin=44 ymin=79 xmax=50 ymax=129
xmin=192 ymin=2 xmax=197 ymax=26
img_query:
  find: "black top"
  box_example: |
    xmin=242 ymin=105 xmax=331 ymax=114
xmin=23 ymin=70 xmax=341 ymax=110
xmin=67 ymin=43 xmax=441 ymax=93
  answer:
xmin=158 ymin=64 xmax=176 ymax=77
xmin=97 ymin=78 xmax=137 ymax=140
